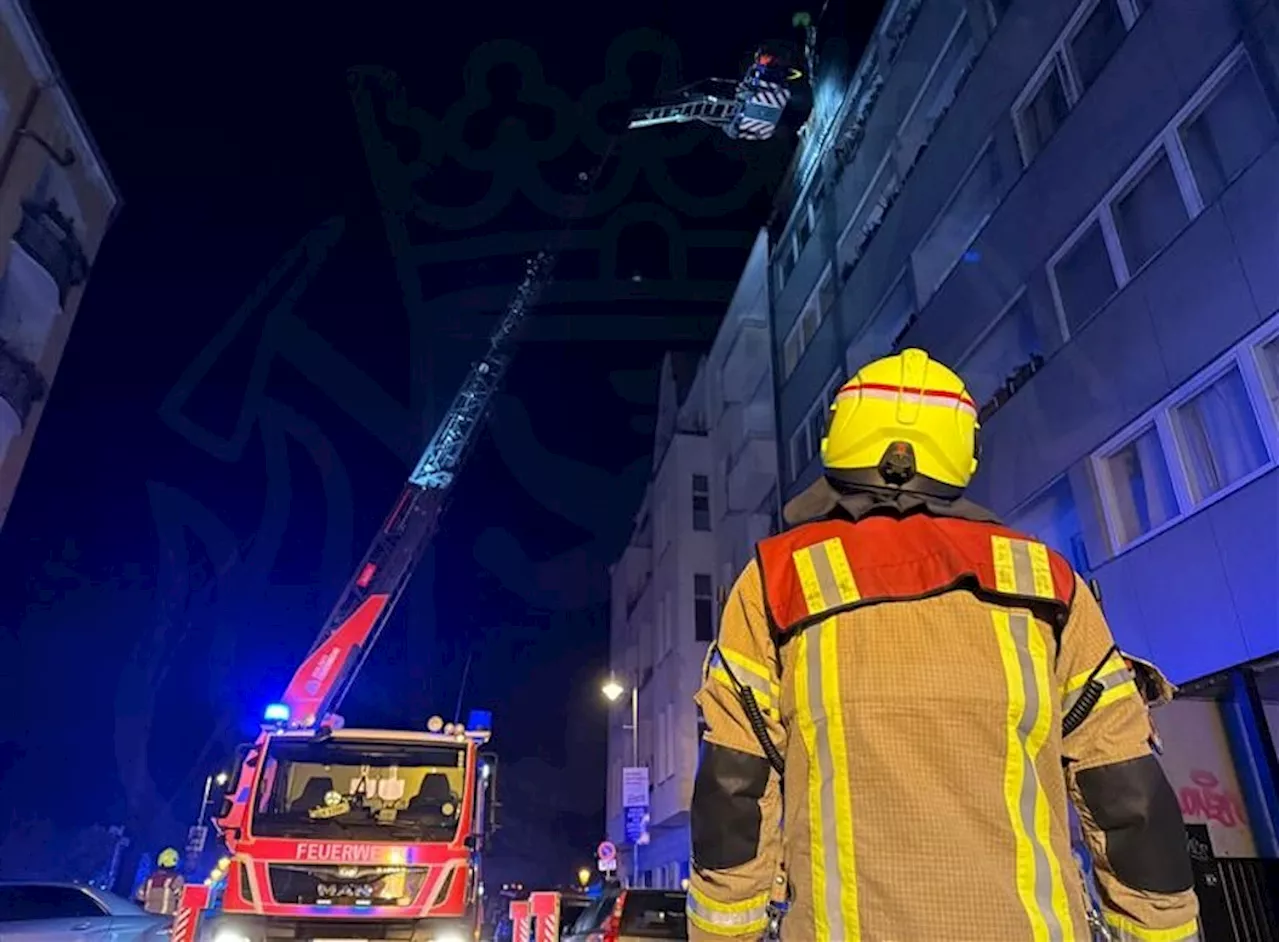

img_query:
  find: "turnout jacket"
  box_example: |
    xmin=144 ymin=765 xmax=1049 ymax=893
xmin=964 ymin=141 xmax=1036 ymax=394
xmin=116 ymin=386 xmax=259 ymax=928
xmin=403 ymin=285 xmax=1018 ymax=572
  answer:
xmin=687 ymin=509 xmax=1199 ymax=942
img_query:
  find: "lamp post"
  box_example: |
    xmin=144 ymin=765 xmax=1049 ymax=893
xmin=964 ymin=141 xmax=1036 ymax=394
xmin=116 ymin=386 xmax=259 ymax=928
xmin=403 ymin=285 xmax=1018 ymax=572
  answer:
xmin=602 ymin=675 xmax=641 ymax=887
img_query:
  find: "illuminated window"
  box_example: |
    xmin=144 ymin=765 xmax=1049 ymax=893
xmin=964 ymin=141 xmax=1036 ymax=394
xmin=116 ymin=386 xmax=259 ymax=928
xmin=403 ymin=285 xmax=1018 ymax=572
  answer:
xmin=1171 ymin=366 xmax=1269 ymax=504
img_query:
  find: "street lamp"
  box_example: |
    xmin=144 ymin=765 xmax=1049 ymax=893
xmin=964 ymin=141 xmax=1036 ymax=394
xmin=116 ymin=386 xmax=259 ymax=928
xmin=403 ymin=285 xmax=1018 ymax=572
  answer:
xmin=577 ymin=867 xmax=591 ymax=889
xmin=602 ymin=675 xmax=640 ymax=886
xmin=600 ymin=676 xmax=638 ymax=767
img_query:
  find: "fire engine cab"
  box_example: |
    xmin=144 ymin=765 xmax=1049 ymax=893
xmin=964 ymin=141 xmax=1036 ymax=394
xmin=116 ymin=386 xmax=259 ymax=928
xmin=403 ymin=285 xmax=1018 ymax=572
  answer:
xmin=210 ymin=714 xmax=495 ymax=942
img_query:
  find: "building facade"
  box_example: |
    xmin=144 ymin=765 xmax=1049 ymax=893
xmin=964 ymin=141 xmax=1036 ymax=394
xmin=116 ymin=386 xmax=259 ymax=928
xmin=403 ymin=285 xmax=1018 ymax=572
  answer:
xmin=0 ymin=0 xmax=119 ymax=530
xmin=765 ymin=0 xmax=1278 ymax=926
xmin=605 ymin=234 xmax=779 ymax=888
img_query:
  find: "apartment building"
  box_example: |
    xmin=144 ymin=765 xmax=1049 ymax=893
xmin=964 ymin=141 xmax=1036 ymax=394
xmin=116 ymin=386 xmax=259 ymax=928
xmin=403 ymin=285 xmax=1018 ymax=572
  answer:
xmin=0 ymin=0 xmax=119 ymax=530
xmin=606 ymin=353 xmax=714 ymax=889
xmin=709 ymin=231 xmax=780 ymax=589
xmin=765 ymin=0 xmax=1277 ymax=926
xmin=605 ymin=235 xmax=779 ymax=888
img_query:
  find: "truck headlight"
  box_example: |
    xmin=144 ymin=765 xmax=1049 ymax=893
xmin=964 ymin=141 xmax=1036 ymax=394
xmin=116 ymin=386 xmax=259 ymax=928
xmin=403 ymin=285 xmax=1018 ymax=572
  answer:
xmin=212 ymin=929 xmax=252 ymax=942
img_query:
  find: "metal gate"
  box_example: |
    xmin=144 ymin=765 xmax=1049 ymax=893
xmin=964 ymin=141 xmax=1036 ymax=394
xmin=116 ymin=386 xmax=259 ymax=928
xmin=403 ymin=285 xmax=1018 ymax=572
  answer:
xmin=1189 ymin=824 xmax=1277 ymax=942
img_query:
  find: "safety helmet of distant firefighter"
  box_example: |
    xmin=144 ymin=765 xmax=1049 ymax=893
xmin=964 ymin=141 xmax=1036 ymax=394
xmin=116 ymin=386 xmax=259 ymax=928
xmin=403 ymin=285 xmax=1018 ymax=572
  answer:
xmin=821 ymin=348 xmax=979 ymax=498
xmin=157 ymin=848 xmax=180 ymax=869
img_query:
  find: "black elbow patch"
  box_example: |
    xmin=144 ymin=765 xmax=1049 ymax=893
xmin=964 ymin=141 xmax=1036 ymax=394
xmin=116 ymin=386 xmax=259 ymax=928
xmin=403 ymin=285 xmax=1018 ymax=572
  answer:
xmin=1077 ymin=754 xmax=1194 ymax=894
xmin=691 ymin=741 xmax=771 ymax=870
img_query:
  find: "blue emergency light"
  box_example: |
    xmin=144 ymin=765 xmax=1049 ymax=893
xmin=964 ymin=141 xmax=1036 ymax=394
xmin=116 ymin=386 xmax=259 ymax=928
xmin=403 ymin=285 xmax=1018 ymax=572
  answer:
xmin=467 ymin=709 xmax=492 ymax=732
xmin=264 ymin=703 xmax=290 ymax=723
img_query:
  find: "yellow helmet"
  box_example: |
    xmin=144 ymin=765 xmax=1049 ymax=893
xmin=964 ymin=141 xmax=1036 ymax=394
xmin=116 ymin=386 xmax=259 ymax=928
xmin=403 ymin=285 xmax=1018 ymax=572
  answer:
xmin=821 ymin=348 xmax=979 ymax=497
xmin=157 ymin=848 xmax=180 ymax=869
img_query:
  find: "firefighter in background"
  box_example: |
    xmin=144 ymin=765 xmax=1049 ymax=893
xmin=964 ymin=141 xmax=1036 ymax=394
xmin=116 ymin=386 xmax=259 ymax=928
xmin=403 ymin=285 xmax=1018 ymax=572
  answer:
xmin=137 ymin=848 xmax=184 ymax=916
xmin=686 ymin=349 xmax=1200 ymax=942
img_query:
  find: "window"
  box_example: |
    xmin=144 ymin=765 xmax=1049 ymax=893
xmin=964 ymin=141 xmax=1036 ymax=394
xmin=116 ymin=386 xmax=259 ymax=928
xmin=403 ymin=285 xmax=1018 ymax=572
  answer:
xmin=694 ymin=573 xmax=715 ymax=642
xmin=897 ymin=15 xmax=977 ymax=171
xmin=1013 ymin=0 xmax=1145 ymax=167
xmin=1100 ymin=425 xmax=1180 ymax=546
xmin=1006 ymin=476 xmax=1091 ymax=573
xmin=1049 ymin=47 xmax=1270 ymax=338
xmin=1068 ymin=0 xmax=1127 ymax=93
xmin=846 ymin=270 xmax=917 ymax=374
xmin=957 ymin=292 xmax=1042 ymax=408
xmin=790 ymin=371 xmax=845 ymax=480
xmin=1094 ymin=317 xmax=1279 ymax=552
xmin=912 ymin=141 xmax=1006 ymax=300
xmin=1113 ymin=152 xmax=1189 ymax=274
xmin=1052 ymin=222 xmax=1118 ymax=334
xmin=0 ymin=886 xmax=107 ymax=922
xmin=1255 ymin=335 xmax=1278 ymax=416
xmin=1171 ymin=366 xmax=1270 ymax=504
xmin=1016 ymin=63 xmax=1072 ymax=163
xmin=692 ymin=474 xmax=710 ymax=531
xmin=1179 ymin=57 xmax=1275 ymax=206
xmin=797 ymin=205 xmax=814 ymax=247
xmin=780 ymin=268 xmax=837 ymax=380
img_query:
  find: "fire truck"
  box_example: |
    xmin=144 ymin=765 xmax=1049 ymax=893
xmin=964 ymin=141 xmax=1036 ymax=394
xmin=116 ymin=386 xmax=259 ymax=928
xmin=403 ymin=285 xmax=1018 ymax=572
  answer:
xmin=204 ymin=252 xmax=557 ymax=942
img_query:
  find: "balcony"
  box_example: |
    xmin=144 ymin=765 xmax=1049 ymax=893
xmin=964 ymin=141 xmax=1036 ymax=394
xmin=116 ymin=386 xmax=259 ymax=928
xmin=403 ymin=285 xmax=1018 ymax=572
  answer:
xmin=719 ymin=322 xmax=770 ymax=406
xmin=0 ymin=338 xmax=46 ymax=426
xmin=14 ymin=199 xmax=88 ymax=305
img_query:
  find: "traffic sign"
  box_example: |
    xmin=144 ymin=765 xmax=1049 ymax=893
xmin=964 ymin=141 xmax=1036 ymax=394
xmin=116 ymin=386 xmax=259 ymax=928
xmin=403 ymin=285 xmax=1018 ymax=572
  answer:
xmin=185 ymin=825 xmax=208 ymax=855
xmin=596 ymin=840 xmax=616 ymax=861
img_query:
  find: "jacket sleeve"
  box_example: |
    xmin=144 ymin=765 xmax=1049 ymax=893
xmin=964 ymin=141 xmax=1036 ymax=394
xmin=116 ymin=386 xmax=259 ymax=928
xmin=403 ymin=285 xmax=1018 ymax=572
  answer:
xmin=687 ymin=561 xmax=785 ymax=942
xmin=1057 ymin=576 xmax=1201 ymax=942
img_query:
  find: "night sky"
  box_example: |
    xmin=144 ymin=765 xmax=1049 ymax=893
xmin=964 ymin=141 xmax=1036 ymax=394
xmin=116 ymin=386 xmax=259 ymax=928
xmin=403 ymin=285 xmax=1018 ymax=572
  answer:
xmin=0 ymin=0 xmax=871 ymax=886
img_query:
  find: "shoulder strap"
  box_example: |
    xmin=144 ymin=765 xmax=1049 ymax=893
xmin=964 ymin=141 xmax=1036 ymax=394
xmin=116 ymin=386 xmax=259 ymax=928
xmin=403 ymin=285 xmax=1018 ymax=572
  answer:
xmin=756 ymin=514 xmax=1076 ymax=639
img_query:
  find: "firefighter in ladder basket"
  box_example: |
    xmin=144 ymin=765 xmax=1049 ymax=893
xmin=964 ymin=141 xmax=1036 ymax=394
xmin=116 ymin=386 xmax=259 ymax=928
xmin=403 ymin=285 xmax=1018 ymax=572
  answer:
xmin=686 ymin=348 xmax=1201 ymax=942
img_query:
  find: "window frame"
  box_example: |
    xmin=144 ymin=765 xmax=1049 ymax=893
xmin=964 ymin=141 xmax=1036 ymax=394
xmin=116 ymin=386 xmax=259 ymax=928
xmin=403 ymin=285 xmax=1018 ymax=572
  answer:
xmin=789 ymin=369 xmax=845 ymax=481
xmin=1047 ymin=46 xmax=1254 ymax=340
xmin=1011 ymin=0 xmax=1145 ymax=168
xmin=1092 ymin=315 xmax=1280 ymax=555
xmin=910 ymin=135 xmax=1001 ymax=301
xmin=780 ymin=265 xmax=836 ymax=380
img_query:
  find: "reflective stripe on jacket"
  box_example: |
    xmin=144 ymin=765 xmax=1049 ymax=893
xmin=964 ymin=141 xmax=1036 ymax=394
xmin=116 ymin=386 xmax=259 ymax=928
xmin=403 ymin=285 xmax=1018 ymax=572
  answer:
xmin=688 ymin=513 xmax=1199 ymax=942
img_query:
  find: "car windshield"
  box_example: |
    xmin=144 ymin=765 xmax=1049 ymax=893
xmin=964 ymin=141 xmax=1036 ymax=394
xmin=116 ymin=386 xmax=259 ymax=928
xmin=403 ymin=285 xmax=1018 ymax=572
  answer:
xmin=251 ymin=738 xmax=468 ymax=842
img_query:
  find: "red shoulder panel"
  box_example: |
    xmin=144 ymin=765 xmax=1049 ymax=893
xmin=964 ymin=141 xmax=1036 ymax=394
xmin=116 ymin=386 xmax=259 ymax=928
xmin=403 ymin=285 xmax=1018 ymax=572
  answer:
xmin=756 ymin=514 xmax=1076 ymax=636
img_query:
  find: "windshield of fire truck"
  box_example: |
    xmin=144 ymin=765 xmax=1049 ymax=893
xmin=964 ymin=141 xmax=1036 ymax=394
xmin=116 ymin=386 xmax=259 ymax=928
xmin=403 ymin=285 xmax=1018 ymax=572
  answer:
xmin=250 ymin=738 xmax=468 ymax=843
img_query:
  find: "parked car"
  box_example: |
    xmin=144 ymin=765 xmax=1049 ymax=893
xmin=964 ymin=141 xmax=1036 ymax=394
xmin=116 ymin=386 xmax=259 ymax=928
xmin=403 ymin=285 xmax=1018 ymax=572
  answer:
xmin=0 ymin=882 xmax=170 ymax=941
xmin=561 ymin=887 xmax=687 ymax=942
xmin=557 ymin=892 xmax=594 ymax=939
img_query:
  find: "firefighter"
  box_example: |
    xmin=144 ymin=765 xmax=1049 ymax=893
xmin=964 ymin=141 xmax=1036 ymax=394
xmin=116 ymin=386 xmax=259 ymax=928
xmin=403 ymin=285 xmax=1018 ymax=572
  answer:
xmin=686 ymin=349 xmax=1200 ymax=942
xmin=137 ymin=848 xmax=185 ymax=916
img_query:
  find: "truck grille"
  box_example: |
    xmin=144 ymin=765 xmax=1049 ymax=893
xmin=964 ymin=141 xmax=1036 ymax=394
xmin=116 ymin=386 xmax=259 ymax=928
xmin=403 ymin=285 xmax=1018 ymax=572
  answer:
xmin=267 ymin=864 xmax=432 ymax=906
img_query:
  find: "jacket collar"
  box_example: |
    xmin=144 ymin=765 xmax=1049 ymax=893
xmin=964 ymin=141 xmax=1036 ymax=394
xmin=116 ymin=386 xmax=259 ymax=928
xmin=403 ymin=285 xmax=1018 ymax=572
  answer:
xmin=781 ymin=474 xmax=1003 ymax=528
